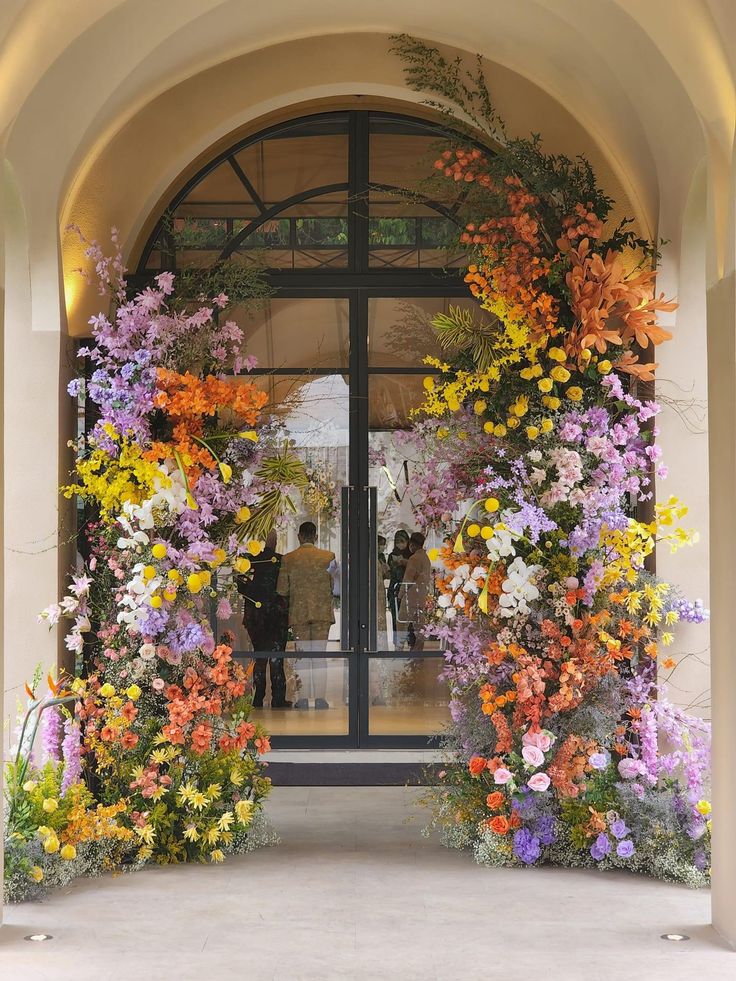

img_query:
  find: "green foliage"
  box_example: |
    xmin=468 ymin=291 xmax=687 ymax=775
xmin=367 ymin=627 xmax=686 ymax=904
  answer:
xmin=432 ymin=305 xmax=500 ymax=372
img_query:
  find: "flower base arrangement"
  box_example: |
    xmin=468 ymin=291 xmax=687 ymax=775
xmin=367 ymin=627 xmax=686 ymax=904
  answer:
xmin=390 ymin=37 xmax=712 ymax=885
xmin=4 ymin=237 xmax=293 ymax=901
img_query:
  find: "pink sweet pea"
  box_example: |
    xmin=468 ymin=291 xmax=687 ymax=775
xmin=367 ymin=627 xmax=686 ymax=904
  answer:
xmin=493 ymin=767 xmax=513 ymax=785
xmin=527 ymin=772 xmax=551 ymax=792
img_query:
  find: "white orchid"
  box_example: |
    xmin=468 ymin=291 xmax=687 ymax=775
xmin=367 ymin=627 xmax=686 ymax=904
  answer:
xmin=486 ymin=526 xmax=517 ymax=562
xmin=498 ymin=556 xmax=542 ymax=619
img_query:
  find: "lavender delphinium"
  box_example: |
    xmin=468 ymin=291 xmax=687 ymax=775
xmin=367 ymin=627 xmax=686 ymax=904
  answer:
xmin=41 ymin=704 xmax=63 ymax=762
xmin=60 ymin=716 xmax=83 ymax=794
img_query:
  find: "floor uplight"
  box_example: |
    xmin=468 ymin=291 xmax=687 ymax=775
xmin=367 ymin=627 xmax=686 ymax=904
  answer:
xmin=660 ymin=933 xmax=690 ymax=942
xmin=24 ymin=933 xmax=53 ymax=942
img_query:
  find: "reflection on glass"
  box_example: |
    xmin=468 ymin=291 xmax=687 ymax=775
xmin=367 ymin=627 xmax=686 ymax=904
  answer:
xmin=240 ymin=657 xmax=349 ymax=736
xmin=229 ymin=297 xmax=350 ymax=370
xmin=368 ymin=656 xmax=450 ymax=735
xmin=367 ymin=296 xmax=478 ymax=368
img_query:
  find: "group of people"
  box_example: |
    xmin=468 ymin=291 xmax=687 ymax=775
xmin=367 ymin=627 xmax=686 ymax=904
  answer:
xmin=237 ymin=522 xmax=434 ymax=710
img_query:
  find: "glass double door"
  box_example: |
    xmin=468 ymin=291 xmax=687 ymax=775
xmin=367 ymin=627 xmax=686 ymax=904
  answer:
xmin=220 ymin=288 xmax=471 ymax=746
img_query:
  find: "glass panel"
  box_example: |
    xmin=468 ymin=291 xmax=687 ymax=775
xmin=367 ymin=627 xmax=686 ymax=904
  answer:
xmin=368 ymin=374 xmax=428 ymax=428
xmin=229 ymin=298 xmax=350 ymax=370
xmin=248 ymin=657 xmax=349 ymax=736
xmin=368 ymin=296 xmax=479 ymax=369
xmin=368 ymin=656 xmax=450 ymax=734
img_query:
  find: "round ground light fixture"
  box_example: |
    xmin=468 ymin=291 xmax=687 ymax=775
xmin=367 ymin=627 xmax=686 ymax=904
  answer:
xmin=24 ymin=933 xmax=53 ymax=942
xmin=660 ymin=933 xmax=690 ymax=942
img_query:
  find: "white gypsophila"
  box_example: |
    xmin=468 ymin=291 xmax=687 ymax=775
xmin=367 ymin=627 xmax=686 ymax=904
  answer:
xmin=498 ymin=556 xmax=542 ymax=618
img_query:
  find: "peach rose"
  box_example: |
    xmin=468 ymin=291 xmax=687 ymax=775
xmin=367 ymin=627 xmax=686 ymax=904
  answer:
xmin=488 ymin=815 xmax=510 ymax=835
xmin=468 ymin=756 xmax=488 ymax=776
xmin=486 ymin=791 xmax=505 ymax=810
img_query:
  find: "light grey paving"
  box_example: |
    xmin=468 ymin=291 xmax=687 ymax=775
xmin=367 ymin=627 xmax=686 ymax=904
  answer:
xmin=0 ymin=786 xmax=732 ymax=980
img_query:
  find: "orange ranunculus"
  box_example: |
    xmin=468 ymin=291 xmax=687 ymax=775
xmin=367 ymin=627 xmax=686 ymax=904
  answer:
xmin=468 ymin=756 xmax=487 ymax=776
xmin=486 ymin=791 xmax=505 ymax=810
xmin=488 ymin=815 xmax=510 ymax=835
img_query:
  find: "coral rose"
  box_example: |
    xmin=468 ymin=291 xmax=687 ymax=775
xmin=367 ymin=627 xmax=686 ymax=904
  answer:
xmin=488 ymin=815 xmax=510 ymax=835
xmin=468 ymin=756 xmax=487 ymax=776
xmin=486 ymin=791 xmax=505 ymax=810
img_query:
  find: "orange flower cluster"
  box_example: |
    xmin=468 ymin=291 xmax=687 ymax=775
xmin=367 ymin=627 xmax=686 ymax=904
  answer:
xmin=547 ymin=734 xmax=598 ymax=798
xmin=148 ymin=368 xmax=267 ymax=479
xmin=60 ymin=800 xmax=132 ymax=848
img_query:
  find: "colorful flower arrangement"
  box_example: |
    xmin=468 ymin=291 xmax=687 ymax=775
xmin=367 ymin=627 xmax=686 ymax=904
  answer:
xmin=4 ymin=233 xmax=291 ymax=901
xmin=392 ymin=37 xmax=711 ymax=886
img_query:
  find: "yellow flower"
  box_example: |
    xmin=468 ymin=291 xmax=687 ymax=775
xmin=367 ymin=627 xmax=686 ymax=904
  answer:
xmin=474 ymin=400 xmax=487 ymax=415
xmin=493 ymin=424 xmax=507 ymax=437
xmin=199 ymin=570 xmax=212 ymax=586
xmin=519 ymin=367 xmax=536 ymax=381
xmin=37 ymin=826 xmax=52 ymax=839
xmin=510 ymin=395 xmax=529 ymax=417
xmin=507 ymin=417 xmax=520 ymax=429
xmin=427 ymin=548 xmax=439 ymax=562
xmin=580 ymin=348 xmax=592 ymax=362
xmin=247 ymin=540 xmax=264 ymax=556
xmin=183 ymin=825 xmax=200 ymax=842
xmin=235 ymin=506 xmax=251 ymax=525
xmin=149 ymin=594 xmax=163 ymax=609
xmin=99 ymin=683 xmax=115 ymax=698
xmin=152 ymin=543 xmax=167 ymax=560
xmin=540 ymin=418 xmax=553 ymax=433
xmin=566 ymin=387 xmax=584 ymax=402
xmin=484 ymin=498 xmax=500 ymax=513
xmin=43 ymin=835 xmax=60 ymax=854
xmin=210 ymin=849 xmax=225 ymax=863
xmin=597 ymin=360 xmax=612 ymax=374
xmin=696 ymin=800 xmax=712 ymax=816
xmin=467 ymin=524 xmax=481 ymax=537
xmin=525 ymin=426 xmax=540 ymax=440
xmin=239 ymin=430 xmax=258 ymax=442
xmin=29 ymin=866 xmax=44 ymax=883
xmin=42 ymin=798 xmax=58 ymax=814
xmin=163 ymin=587 xmax=177 ymax=602
xmin=538 ymin=378 xmax=553 ymax=393
xmin=187 ymin=573 xmax=203 ymax=594
xmin=234 ymin=557 xmax=251 ymax=574
xmin=542 ymin=396 xmax=561 ymax=410
xmin=22 ymin=780 xmax=37 ymax=793
xmin=126 ymin=684 xmax=142 ymax=702
xmin=218 ymin=462 xmax=233 ymax=484
xmin=218 ymin=811 xmax=235 ymax=831
xmin=483 ymin=421 xmax=494 ymax=434
xmin=548 ymin=347 xmax=566 ymax=362
xmin=423 ymin=376 xmax=435 ymax=392
xmin=143 ymin=565 xmax=156 ymax=580
xmin=235 ymin=800 xmax=254 ymax=825
xmin=480 ymin=526 xmax=493 ymax=540
xmin=167 ymin=568 xmax=181 ymax=582
xmin=209 ymin=548 xmax=226 ymax=567
xmin=60 ymin=844 xmax=77 ymax=861
xmin=550 ymin=366 xmax=571 ymax=384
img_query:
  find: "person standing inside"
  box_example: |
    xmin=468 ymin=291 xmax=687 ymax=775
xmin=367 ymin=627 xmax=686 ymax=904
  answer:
xmin=402 ymin=531 xmax=433 ymax=652
xmin=387 ymin=529 xmax=410 ymax=649
xmin=277 ymin=520 xmax=335 ymax=709
xmin=237 ymin=529 xmax=290 ymax=708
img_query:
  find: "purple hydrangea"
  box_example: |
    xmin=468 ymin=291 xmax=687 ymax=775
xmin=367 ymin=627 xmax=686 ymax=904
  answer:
xmin=512 ymin=828 xmax=542 ymax=865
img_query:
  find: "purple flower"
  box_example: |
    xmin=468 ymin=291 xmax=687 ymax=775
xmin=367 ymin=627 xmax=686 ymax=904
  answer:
xmin=610 ymin=818 xmax=628 ymax=840
xmin=61 ymin=717 xmax=83 ymax=794
xmin=590 ymin=833 xmax=611 ymax=861
xmin=512 ymin=828 xmax=542 ymax=865
xmin=589 ymin=752 xmax=609 ymax=770
xmin=41 ymin=704 xmax=62 ymax=762
xmin=616 ymin=840 xmax=635 ymax=858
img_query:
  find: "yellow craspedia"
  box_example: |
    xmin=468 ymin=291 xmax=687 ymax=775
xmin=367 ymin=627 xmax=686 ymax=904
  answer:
xmin=235 ymin=506 xmax=251 ymax=525
xmin=29 ymin=866 xmax=44 ymax=883
xmin=247 ymin=540 xmax=264 ymax=557
xmin=151 ymin=543 xmax=167 ymax=560
xmin=42 ymin=798 xmax=58 ymax=814
xmin=548 ymin=347 xmax=566 ymax=362
xmin=566 ymin=386 xmax=584 ymax=402
xmin=60 ymin=844 xmax=77 ymax=861
xmin=480 ymin=526 xmax=493 ymax=540
xmin=540 ymin=418 xmax=553 ymax=433
xmin=143 ymin=565 xmax=156 ymax=581
xmin=483 ymin=421 xmax=495 ymax=434
xmin=550 ymin=366 xmax=571 ymax=384
xmin=126 ymin=684 xmax=142 ymax=701
xmin=493 ymin=424 xmax=507 ymax=438
xmin=526 ymin=426 xmax=540 ymax=440
xmin=474 ymin=400 xmax=487 ymax=415
xmin=484 ymin=497 xmax=500 ymax=513
xmin=187 ymin=573 xmax=203 ymax=594
xmin=538 ymin=378 xmax=553 ymax=393
xmin=43 ymin=835 xmax=60 ymax=854
xmin=234 ymin=557 xmax=252 ymax=574
xmin=149 ymin=594 xmax=163 ymax=609
xmin=167 ymin=569 xmax=181 ymax=582
xmin=597 ymin=360 xmax=612 ymax=374
xmin=199 ymin=570 xmax=212 ymax=586
xmin=427 ymin=548 xmax=440 ymax=562
xmin=446 ymin=396 xmax=460 ymax=412
xmin=696 ymin=799 xmax=712 ymax=816
xmin=507 ymin=417 xmax=520 ymax=429
xmin=423 ymin=376 xmax=435 ymax=392
xmin=467 ymin=523 xmax=481 ymax=537
xmin=478 ymin=379 xmax=490 ymax=393
xmin=163 ymin=587 xmax=177 ymax=602
xmin=99 ymin=683 xmax=116 ymax=698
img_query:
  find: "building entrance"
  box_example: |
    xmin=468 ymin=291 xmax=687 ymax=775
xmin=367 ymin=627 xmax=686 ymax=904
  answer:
xmin=136 ymin=109 xmax=474 ymax=746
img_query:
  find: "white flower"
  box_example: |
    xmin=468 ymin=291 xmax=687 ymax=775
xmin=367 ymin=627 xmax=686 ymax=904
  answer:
xmin=498 ymin=557 xmax=542 ymax=619
xmin=65 ymin=631 xmax=84 ymax=654
xmin=139 ymin=643 xmax=156 ymax=661
xmin=60 ymin=595 xmax=80 ymax=615
xmin=74 ymin=614 xmax=91 ymax=633
xmin=486 ymin=527 xmax=517 ymax=562
xmin=38 ymin=604 xmax=62 ymax=626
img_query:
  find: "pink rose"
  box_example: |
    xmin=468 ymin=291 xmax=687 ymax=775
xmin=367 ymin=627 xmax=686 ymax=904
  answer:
xmin=493 ymin=767 xmax=513 ymax=785
xmin=152 ymin=678 xmax=165 ymax=692
xmin=527 ymin=772 xmax=551 ymax=792
xmin=617 ymin=758 xmax=645 ymax=780
xmin=523 ymin=730 xmax=553 ymax=752
xmin=522 ymin=745 xmax=545 ymax=768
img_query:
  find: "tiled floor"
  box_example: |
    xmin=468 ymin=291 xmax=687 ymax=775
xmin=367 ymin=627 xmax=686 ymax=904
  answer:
xmin=1 ymin=787 xmax=733 ymax=980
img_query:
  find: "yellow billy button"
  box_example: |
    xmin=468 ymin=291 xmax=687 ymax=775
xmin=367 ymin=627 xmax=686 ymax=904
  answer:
xmin=422 ymin=376 xmax=435 ymax=392
xmin=167 ymin=569 xmax=181 ymax=582
xmin=149 ymin=594 xmax=163 ymax=609
xmin=151 ymin=543 xmax=167 ymax=560
xmin=234 ymin=557 xmax=252 ymax=574
xmin=143 ymin=565 xmax=156 ymax=581
xmin=427 ymin=547 xmax=440 ymax=562
xmin=480 ymin=526 xmax=493 ymax=540
xmin=484 ymin=497 xmax=500 ymax=513
xmin=247 ymin=540 xmax=264 ymax=557
xmin=446 ymin=396 xmax=460 ymax=412
xmin=566 ymin=386 xmax=584 ymax=402
xmin=235 ymin=506 xmax=251 ymax=525
xmin=478 ymin=379 xmax=490 ymax=392
xmin=467 ymin=523 xmax=481 ymax=537
xmin=187 ymin=573 xmax=203 ymax=594
xmin=163 ymin=587 xmax=177 ymax=602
